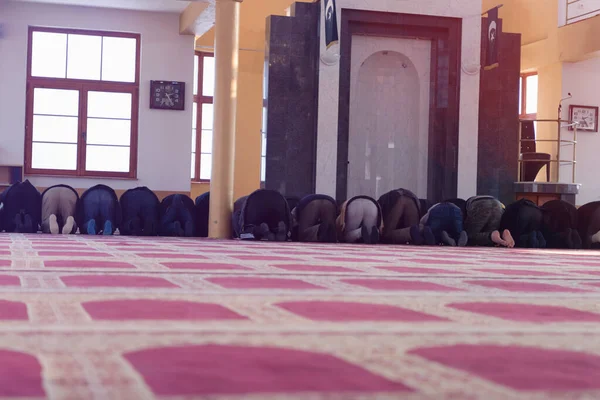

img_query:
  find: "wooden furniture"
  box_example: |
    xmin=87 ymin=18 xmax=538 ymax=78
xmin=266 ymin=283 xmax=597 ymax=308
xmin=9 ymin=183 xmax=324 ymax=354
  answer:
xmin=0 ymin=165 xmax=23 ymax=191
xmin=519 ymin=120 xmax=551 ymax=182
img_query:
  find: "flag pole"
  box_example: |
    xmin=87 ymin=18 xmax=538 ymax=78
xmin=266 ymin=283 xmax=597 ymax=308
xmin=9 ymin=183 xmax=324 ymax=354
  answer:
xmin=482 ymin=4 xmax=503 ymax=16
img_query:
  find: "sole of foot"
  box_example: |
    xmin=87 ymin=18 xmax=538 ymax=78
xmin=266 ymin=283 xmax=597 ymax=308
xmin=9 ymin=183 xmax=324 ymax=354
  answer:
xmin=49 ymin=214 xmax=59 ymax=235
xmin=457 ymin=231 xmax=468 ymax=247
xmin=441 ymin=230 xmax=456 ymax=246
xmin=491 ymin=230 xmax=509 ymax=247
xmin=87 ymin=220 xmax=96 ymax=235
xmin=502 ymin=229 xmax=515 ymax=248
xmin=423 ymin=226 xmax=436 ymax=246
xmin=62 ymin=216 xmax=75 ymax=235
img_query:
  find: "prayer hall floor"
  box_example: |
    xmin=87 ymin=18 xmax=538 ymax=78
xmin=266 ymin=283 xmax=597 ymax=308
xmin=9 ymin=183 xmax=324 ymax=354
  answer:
xmin=1 ymin=233 xmax=600 ymax=399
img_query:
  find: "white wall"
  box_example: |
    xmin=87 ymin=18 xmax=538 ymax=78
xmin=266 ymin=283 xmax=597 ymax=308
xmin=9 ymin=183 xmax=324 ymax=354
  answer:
xmin=316 ymin=0 xmax=482 ymax=199
xmin=0 ymin=1 xmax=195 ymax=192
xmin=562 ymin=57 xmax=600 ymax=204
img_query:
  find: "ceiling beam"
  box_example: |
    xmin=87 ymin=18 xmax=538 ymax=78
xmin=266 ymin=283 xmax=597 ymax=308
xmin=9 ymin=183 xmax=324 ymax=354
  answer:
xmin=179 ymin=1 xmax=215 ymax=36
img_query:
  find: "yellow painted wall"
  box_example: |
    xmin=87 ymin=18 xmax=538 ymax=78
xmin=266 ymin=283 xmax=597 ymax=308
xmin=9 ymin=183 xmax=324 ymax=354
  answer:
xmin=191 ymin=0 xmax=307 ymax=201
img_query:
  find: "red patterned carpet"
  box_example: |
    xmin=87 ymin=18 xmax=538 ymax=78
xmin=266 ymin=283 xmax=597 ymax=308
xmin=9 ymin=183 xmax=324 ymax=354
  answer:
xmin=2 ymin=234 xmax=600 ymax=399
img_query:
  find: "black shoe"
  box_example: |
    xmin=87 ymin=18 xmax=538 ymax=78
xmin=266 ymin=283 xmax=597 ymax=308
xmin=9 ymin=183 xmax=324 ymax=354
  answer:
xmin=440 ymin=230 xmax=456 ymax=246
xmin=528 ymin=231 xmax=539 ymax=248
xmin=361 ymin=225 xmax=371 ymax=244
xmin=423 ymin=226 xmax=436 ymax=246
xmin=410 ymin=225 xmax=424 ymax=245
xmin=370 ymin=227 xmax=380 ymax=245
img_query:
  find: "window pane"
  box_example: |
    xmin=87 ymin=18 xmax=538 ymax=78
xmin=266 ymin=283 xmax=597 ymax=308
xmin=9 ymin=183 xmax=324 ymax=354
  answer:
xmin=261 ymin=156 xmax=266 ymax=182
xmin=87 ymin=118 xmax=131 ymax=146
xmin=67 ymin=34 xmax=101 ymax=80
xmin=261 ymin=132 xmax=267 ymax=156
xmin=33 ymin=115 xmax=78 ymax=143
xmin=262 ymin=106 xmax=267 ymax=133
xmin=526 ymin=75 xmax=538 ymax=115
xmin=202 ymin=104 xmax=214 ymax=130
xmin=32 ymin=143 xmax=77 ymax=170
xmin=101 ymin=37 xmax=137 ymax=83
xmin=86 ymin=145 xmax=130 ymax=172
xmin=518 ymin=77 xmax=522 ymax=115
xmin=191 ymin=152 xmax=196 ymax=179
xmin=193 ymin=55 xmax=199 ymax=96
xmin=202 ymin=56 xmax=215 ymax=97
xmin=200 ymin=154 xmax=212 ymax=180
xmin=201 ymin=130 xmax=212 ymax=154
xmin=34 ymin=88 xmax=79 ymax=116
xmin=88 ymin=91 xmax=132 ymax=119
xmin=192 ymin=129 xmax=197 ymax=150
xmin=192 ymin=103 xmax=197 ymax=128
xmin=31 ymin=31 xmax=67 ymax=78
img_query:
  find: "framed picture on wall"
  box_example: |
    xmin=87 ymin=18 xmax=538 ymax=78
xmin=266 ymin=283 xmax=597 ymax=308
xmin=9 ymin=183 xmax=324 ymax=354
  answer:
xmin=569 ymin=105 xmax=599 ymax=132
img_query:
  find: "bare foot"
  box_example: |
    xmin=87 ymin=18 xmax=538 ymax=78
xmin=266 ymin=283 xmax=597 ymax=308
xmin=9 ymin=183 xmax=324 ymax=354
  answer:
xmin=491 ymin=230 xmax=509 ymax=247
xmin=502 ymin=229 xmax=515 ymax=248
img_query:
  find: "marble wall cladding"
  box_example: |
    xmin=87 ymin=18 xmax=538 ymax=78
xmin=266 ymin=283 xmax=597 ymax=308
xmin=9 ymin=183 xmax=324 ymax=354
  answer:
xmin=316 ymin=0 xmax=482 ymax=199
xmin=264 ymin=2 xmax=320 ymax=198
xmin=477 ymin=19 xmax=521 ymax=205
xmin=347 ymin=37 xmax=431 ymax=200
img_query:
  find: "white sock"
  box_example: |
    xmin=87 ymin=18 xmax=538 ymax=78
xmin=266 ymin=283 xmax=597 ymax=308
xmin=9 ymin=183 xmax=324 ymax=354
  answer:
xmin=48 ymin=214 xmax=59 ymax=235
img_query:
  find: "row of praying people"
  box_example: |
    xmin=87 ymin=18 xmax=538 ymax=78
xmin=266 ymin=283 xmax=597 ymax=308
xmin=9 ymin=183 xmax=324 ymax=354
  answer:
xmin=1 ymin=181 xmax=598 ymax=249
xmin=0 ymin=181 xmax=210 ymax=237
xmin=232 ymin=188 xmax=600 ymax=249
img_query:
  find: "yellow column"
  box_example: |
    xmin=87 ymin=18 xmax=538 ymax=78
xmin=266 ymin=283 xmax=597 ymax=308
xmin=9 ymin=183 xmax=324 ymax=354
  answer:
xmin=208 ymin=0 xmax=241 ymax=238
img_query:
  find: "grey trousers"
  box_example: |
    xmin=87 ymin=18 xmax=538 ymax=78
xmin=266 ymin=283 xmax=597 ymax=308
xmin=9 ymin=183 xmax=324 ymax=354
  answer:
xmin=343 ymin=198 xmax=379 ymax=243
xmin=41 ymin=187 xmax=78 ymax=234
xmin=465 ymin=198 xmax=503 ymax=246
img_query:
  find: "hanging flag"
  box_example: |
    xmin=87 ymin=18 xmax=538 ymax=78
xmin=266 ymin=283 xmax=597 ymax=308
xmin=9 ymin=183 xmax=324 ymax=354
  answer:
xmin=324 ymin=0 xmax=339 ymax=49
xmin=484 ymin=6 xmax=500 ymax=70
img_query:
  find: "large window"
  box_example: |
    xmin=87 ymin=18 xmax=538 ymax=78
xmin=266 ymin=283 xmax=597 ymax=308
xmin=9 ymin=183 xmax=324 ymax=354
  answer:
xmin=192 ymin=52 xmax=215 ymax=181
xmin=25 ymin=27 xmax=140 ymax=178
xmin=519 ymin=72 xmax=538 ymax=119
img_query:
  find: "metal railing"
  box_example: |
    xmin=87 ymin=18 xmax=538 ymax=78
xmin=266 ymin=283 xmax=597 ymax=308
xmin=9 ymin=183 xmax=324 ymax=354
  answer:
xmin=517 ymin=119 xmax=579 ymax=183
xmin=566 ymin=0 xmax=600 ymax=25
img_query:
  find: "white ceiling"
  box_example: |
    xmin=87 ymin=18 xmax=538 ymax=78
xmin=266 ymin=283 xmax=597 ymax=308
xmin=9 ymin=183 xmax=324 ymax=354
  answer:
xmin=10 ymin=0 xmax=192 ymax=13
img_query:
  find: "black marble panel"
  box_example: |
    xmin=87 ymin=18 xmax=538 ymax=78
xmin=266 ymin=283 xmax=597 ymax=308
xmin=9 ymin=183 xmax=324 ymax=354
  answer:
xmin=478 ymin=19 xmax=521 ymax=204
xmin=264 ymin=2 xmax=320 ymax=199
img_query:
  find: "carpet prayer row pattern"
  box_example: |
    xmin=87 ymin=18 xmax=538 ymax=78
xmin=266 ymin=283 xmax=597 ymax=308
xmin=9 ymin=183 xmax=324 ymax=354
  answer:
xmin=1 ymin=234 xmax=600 ymax=399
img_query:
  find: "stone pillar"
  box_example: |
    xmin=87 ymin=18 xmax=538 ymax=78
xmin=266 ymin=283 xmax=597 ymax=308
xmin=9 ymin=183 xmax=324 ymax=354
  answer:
xmin=208 ymin=0 xmax=241 ymax=238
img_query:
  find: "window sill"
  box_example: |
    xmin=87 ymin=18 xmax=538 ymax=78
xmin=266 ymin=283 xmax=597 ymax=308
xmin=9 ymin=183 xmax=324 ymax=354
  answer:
xmin=25 ymin=172 xmax=138 ymax=181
